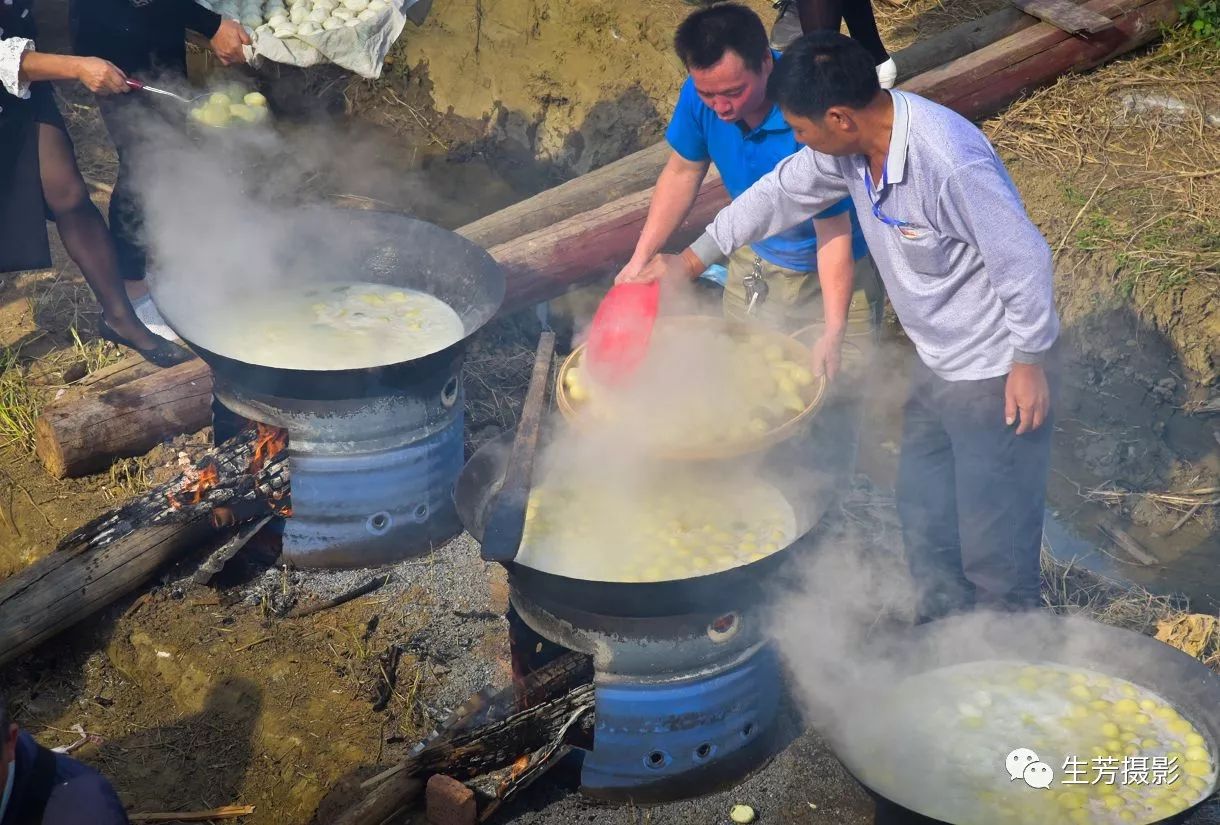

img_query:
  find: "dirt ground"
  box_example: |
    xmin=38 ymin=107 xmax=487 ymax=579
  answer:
xmin=1 ymin=0 xmax=1218 ymax=822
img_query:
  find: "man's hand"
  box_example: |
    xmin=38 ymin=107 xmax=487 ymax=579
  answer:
xmin=211 ymin=19 xmax=252 ymax=65
xmin=618 ymin=251 xmax=702 ymax=285
xmin=1005 ymin=362 xmax=1050 ymax=435
xmin=809 ymin=326 xmax=846 ymax=382
xmin=615 ymin=256 xmax=648 ymax=285
xmin=75 ymin=57 xmax=129 ymax=95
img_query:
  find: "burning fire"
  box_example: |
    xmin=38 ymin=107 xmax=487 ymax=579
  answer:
xmin=493 ymin=753 xmax=533 ymax=798
xmin=170 ymin=459 xmax=220 ymax=509
xmin=167 ymin=422 xmax=289 ymax=511
xmin=509 ymin=754 xmax=531 ymax=779
xmin=249 ymin=422 xmax=288 ymax=475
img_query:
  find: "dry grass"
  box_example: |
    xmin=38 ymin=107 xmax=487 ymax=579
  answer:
xmin=463 ymin=319 xmax=541 ymax=454
xmin=1086 ymin=481 xmax=1220 ymax=533
xmin=107 ymin=455 xmax=155 ymax=501
xmin=985 ymin=34 xmax=1220 ymax=303
xmin=0 ymin=348 xmax=42 ymax=453
xmin=1040 ymin=551 xmax=1186 ymax=637
xmin=70 ymin=326 xmax=124 ymax=375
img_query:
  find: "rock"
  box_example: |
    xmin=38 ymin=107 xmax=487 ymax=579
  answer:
xmin=426 ymin=774 xmax=476 ymax=825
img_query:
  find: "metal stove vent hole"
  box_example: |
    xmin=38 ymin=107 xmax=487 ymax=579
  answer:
xmin=692 ymin=742 xmax=717 ymax=763
xmin=441 ymin=376 xmax=459 ymax=408
xmin=644 ymin=750 xmax=671 ymax=771
xmin=741 ymin=722 xmax=756 ymax=740
xmin=413 ymin=503 xmax=429 ymax=522
xmin=366 ymin=512 xmax=393 ymax=536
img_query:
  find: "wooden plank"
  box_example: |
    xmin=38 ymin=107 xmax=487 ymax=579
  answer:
xmin=894 ymin=7 xmax=1037 ymax=81
xmin=495 ymin=171 xmax=729 ymax=315
xmin=458 ymin=143 xmax=674 ymax=249
xmin=1009 ymin=0 xmax=1114 ymax=33
xmin=903 ymin=0 xmax=1176 ymax=119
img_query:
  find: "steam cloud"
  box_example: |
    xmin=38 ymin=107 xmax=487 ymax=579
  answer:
xmin=115 ymin=69 xmax=458 ymax=355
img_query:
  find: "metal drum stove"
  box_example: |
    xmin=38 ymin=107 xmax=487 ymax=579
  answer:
xmin=153 ymin=208 xmax=505 ymax=568
xmin=455 ymin=389 xmax=861 ymax=803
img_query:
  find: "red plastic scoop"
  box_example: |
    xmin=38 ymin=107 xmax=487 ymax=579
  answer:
xmin=583 ymin=282 xmax=660 ymax=385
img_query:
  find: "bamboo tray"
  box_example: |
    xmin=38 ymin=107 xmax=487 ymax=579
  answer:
xmin=554 ymin=315 xmax=827 ymax=461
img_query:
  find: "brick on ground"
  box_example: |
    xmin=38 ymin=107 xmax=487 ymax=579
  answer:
xmin=427 ymin=774 xmax=477 ymax=825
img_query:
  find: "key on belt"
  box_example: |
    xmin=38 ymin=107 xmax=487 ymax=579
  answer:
xmin=743 ymin=256 xmax=769 ymax=314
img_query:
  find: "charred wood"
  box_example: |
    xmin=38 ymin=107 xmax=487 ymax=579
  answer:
xmin=331 ymin=683 xmax=595 ymax=825
xmin=56 ymin=427 xmax=290 ymax=555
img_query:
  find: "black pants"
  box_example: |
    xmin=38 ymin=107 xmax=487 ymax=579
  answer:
xmin=796 ymin=0 xmax=890 ymax=64
xmin=896 ymin=355 xmax=1056 ymax=622
xmin=96 ymin=94 xmax=156 ymax=281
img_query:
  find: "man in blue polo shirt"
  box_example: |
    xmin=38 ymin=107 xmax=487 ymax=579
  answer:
xmin=616 ymin=2 xmax=881 ymax=358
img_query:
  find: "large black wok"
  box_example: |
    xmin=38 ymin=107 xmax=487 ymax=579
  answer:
xmin=150 ymin=207 xmax=505 ymax=400
xmin=830 ymin=611 xmax=1220 ymax=825
xmin=455 ymin=424 xmax=852 ymax=618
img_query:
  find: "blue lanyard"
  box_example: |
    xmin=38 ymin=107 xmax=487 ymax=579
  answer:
xmin=864 ymin=163 xmax=910 ymax=229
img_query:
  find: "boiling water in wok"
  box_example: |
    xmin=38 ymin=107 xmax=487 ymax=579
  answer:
xmin=516 ymin=473 xmax=797 ymax=582
xmin=173 ymin=282 xmax=465 ymax=371
xmin=841 ymin=660 xmax=1216 ymax=824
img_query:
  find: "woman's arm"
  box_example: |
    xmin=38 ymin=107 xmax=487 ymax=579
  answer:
xmin=11 ymin=41 xmax=128 ymax=94
xmin=1 ymin=36 xmax=34 ymax=97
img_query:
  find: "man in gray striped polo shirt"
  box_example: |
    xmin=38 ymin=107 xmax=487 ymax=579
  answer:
xmin=625 ymin=32 xmax=1060 ymax=621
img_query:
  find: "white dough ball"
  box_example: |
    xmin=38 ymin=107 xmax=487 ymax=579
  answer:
xmin=297 ymin=20 xmax=321 ymax=34
xmin=367 ymin=0 xmax=387 ymax=9
xmin=322 ymin=16 xmax=343 ymax=28
xmin=289 ymin=5 xmax=307 ymax=22
xmin=267 ymin=11 xmax=287 ymax=24
xmin=307 ymin=8 xmax=327 ymax=21
xmin=344 ymin=16 xmax=360 ymax=25
xmin=343 ymin=0 xmax=368 ymax=10
xmin=273 ymin=24 xmax=296 ymax=37
xmin=255 ymin=22 xmax=274 ymax=34
xmin=357 ymin=7 xmax=378 ymax=19
xmin=331 ymin=8 xmax=354 ymax=18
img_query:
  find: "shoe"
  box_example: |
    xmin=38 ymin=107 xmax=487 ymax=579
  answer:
xmin=769 ymin=0 xmax=803 ymax=51
xmin=876 ymin=57 xmax=898 ymax=90
xmin=98 ymin=319 xmax=194 ymax=368
xmin=130 ymin=293 xmax=182 ymax=342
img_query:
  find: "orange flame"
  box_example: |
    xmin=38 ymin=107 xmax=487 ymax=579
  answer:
xmin=249 ymin=422 xmax=288 ymax=475
xmin=509 ymin=754 xmax=531 ymax=779
xmin=169 ymin=459 xmax=220 ymax=509
xmin=494 ymin=753 xmax=533 ymax=797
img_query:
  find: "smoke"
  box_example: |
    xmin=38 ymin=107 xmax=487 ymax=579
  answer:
xmin=763 ymin=476 xmax=1173 ymax=800
xmin=113 ymin=69 xmax=461 ymax=356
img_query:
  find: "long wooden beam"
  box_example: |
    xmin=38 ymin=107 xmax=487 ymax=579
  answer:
xmin=904 ymin=0 xmax=1177 ymax=118
xmin=457 ymin=143 xmax=673 ymax=249
xmin=894 ymin=7 xmax=1039 ymax=81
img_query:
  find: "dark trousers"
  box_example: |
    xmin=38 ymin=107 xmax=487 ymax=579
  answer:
xmin=896 ymin=355 xmax=1056 ymax=622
